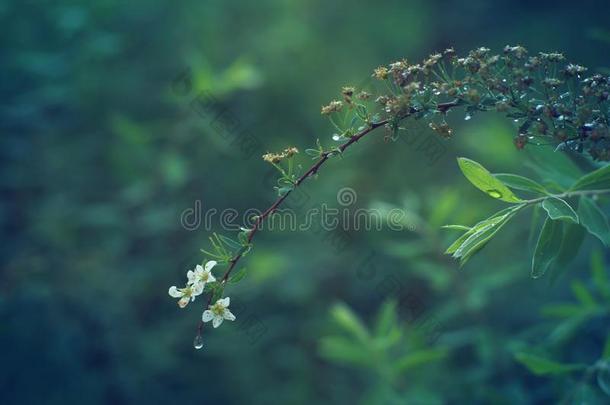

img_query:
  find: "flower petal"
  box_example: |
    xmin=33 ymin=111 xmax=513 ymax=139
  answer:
xmin=186 ymin=271 xmax=196 ymax=284
xmin=207 ymin=272 xmax=216 ymax=283
xmin=168 ymin=286 xmax=182 ymax=298
xmin=223 ymin=310 xmax=236 ymax=321
xmin=219 ymin=297 xmax=230 ymax=307
xmin=193 ymin=282 xmax=204 ymax=295
xmin=212 ymin=316 xmax=223 ymax=328
xmin=178 ymin=297 xmax=189 ymax=308
xmin=195 ymin=264 xmax=204 ymax=275
xmin=205 ymin=260 xmax=217 ymax=272
xmin=202 ymin=310 xmax=214 ymax=322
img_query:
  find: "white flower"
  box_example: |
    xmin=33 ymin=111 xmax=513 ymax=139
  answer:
xmin=202 ymin=297 xmax=236 ymax=328
xmin=187 ymin=261 xmax=217 ymax=290
xmin=168 ymin=284 xmax=203 ymax=308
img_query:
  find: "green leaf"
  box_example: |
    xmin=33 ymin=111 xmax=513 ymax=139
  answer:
xmin=570 ymin=164 xmax=610 ymax=191
xmin=541 ymin=197 xmax=578 ymax=223
xmin=229 ymin=267 xmax=247 ymax=284
xmin=494 ymin=173 xmax=548 ymax=194
xmin=445 ymin=206 xmax=521 ymax=255
xmin=514 ymin=352 xmax=586 ymax=375
xmin=394 ymin=348 xmax=448 ymax=372
xmin=331 ymin=303 xmax=369 ymax=343
xmin=237 ymin=229 xmax=251 ymax=245
xmin=578 ymin=197 xmax=610 ymax=246
xmin=319 ymin=337 xmax=370 ymax=367
xmin=441 ymin=224 xmax=471 ymax=231
xmin=218 ymin=234 xmax=242 ymax=251
xmin=591 ymin=250 xmax=610 ymax=300
xmin=551 ymin=222 xmax=586 ymax=282
xmin=452 ymin=206 xmax=523 ymax=266
xmin=571 ymin=280 xmax=597 ymax=307
xmin=375 ymin=300 xmax=398 ymax=337
xmin=532 ymin=218 xmax=563 ymax=278
xmin=457 ymin=158 xmax=523 ymax=203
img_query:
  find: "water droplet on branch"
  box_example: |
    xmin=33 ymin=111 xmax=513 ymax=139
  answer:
xmin=193 ymin=333 xmax=204 ymax=350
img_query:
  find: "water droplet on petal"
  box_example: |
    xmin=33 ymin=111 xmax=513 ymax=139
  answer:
xmin=193 ymin=334 xmax=204 ymax=350
xmin=487 ymin=189 xmax=502 ymax=199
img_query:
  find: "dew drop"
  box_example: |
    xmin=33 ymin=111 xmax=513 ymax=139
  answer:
xmin=193 ymin=333 xmax=204 ymax=350
xmin=487 ymin=189 xmax=502 ymax=199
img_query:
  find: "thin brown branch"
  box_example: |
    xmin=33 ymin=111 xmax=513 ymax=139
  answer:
xmin=196 ymin=101 xmax=459 ymax=335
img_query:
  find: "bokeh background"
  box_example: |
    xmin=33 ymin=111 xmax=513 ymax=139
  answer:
xmin=2 ymin=0 xmax=610 ymax=404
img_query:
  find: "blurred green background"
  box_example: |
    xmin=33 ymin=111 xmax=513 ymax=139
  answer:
xmin=2 ymin=1 xmax=610 ymax=404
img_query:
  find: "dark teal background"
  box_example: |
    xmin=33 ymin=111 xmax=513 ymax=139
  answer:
xmin=1 ymin=1 xmax=610 ymax=404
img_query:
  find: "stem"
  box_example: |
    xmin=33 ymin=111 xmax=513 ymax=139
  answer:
xmin=196 ymin=102 xmax=459 ymax=335
xmin=524 ymin=189 xmax=610 ymax=206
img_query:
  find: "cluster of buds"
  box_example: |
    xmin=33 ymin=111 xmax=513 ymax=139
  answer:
xmin=262 ymin=147 xmax=299 ymax=163
xmin=362 ymin=45 xmax=610 ymax=160
xmin=321 ymin=100 xmax=343 ymax=115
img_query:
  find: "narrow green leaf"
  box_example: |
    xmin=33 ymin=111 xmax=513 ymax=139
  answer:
xmin=541 ymin=197 xmax=578 ymax=223
xmin=375 ymin=300 xmax=397 ymax=337
xmin=445 ymin=226 xmax=479 ymax=255
xmin=515 ymin=352 xmax=586 ymax=375
xmin=441 ymin=224 xmax=472 ymax=231
xmin=319 ymin=337 xmax=370 ymax=367
xmin=570 ymin=164 xmax=610 ymax=191
xmin=229 ymin=267 xmax=247 ymax=284
xmin=591 ymin=250 xmax=610 ymax=300
xmin=578 ymin=197 xmax=610 ymax=246
xmin=528 ymin=204 xmax=544 ymax=253
xmin=571 ymin=280 xmax=597 ymax=307
xmin=494 ymin=173 xmax=548 ymax=194
xmin=394 ymin=348 xmax=448 ymax=372
xmin=457 ymin=157 xmax=523 ymax=203
xmin=532 ymin=218 xmax=563 ymax=278
xmin=550 ymin=222 xmax=586 ymax=283
xmin=524 ymin=147 xmax=583 ymax=189
xmin=331 ymin=303 xmax=369 ymax=343
xmin=218 ymin=234 xmax=242 ymax=251
xmin=446 ymin=206 xmax=522 ymax=255
xmin=453 ymin=206 xmax=523 ymax=266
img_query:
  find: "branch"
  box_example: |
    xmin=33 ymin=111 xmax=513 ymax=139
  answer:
xmin=196 ymin=102 xmax=458 ymax=335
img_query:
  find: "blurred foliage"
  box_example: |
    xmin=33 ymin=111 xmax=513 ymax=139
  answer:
xmin=1 ymin=0 xmax=609 ymax=404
